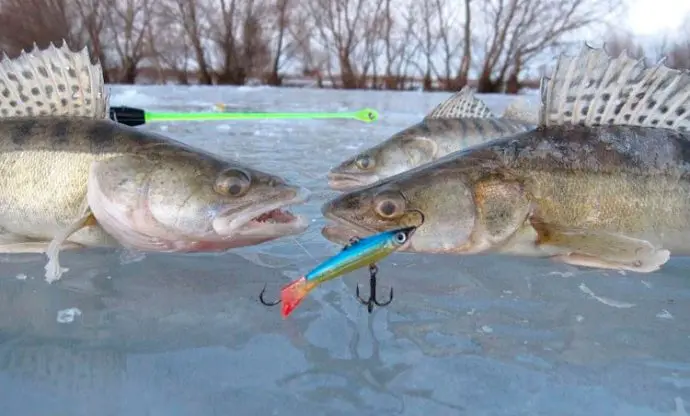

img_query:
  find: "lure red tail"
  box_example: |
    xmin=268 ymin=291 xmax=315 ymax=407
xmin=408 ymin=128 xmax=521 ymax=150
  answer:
xmin=280 ymin=277 xmax=315 ymax=318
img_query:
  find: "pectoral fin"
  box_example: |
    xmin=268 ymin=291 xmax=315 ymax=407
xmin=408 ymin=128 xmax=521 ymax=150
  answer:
xmin=44 ymin=201 xmax=98 ymax=283
xmin=0 ymin=227 xmax=84 ymax=253
xmin=534 ymin=223 xmax=670 ymax=273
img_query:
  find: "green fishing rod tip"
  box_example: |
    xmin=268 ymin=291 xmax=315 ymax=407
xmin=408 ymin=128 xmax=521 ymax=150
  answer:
xmin=354 ymin=108 xmax=379 ymax=122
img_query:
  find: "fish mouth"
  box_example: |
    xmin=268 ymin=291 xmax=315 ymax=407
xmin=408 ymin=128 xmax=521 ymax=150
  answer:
xmin=326 ymin=172 xmax=371 ymax=191
xmin=320 ymin=212 xmax=377 ymax=245
xmin=250 ymin=208 xmax=299 ymax=225
xmin=242 ymin=205 xmax=306 ymax=233
xmin=220 ymin=187 xmax=311 ymax=238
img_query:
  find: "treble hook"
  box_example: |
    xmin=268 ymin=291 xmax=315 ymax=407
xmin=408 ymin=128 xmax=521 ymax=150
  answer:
xmin=356 ymin=263 xmax=394 ymax=313
xmin=259 ymin=283 xmax=280 ymax=306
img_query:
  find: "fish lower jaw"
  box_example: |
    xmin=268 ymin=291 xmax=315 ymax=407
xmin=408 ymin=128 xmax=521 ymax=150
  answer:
xmin=327 ymin=179 xmax=366 ymax=191
xmin=218 ymin=187 xmax=311 ymax=239
xmin=320 ymin=220 xmax=374 ymax=245
xmin=326 ymin=173 xmax=371 ymax=191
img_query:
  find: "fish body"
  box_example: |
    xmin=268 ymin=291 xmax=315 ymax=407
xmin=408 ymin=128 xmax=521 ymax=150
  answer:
xmin=0 ymin=42 xmax=309 ymax=282
xmin=321 ymin=45 xmax=690 ymax=273
xmin=327 ymin=87 xmax=537 ymax=190
xmin=280 ymin=226 xmax=416 ymax=317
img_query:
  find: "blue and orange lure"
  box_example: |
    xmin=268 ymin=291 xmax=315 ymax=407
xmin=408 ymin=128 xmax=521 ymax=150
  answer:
xmin=277 ymin=226 xmax=416 ymax=317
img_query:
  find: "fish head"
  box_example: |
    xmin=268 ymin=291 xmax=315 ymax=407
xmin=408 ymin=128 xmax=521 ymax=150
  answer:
xmin=327 ymin=124 xmax=438 ymax=191
xmin=87 ymin=144 xmax=310 ymax=252
xmin=321 ymin=161 xmax=478 ymax=254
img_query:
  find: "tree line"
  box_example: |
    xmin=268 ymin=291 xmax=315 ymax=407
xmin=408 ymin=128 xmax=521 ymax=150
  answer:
xmin=0 ymin=0 xmax=687 ymax=93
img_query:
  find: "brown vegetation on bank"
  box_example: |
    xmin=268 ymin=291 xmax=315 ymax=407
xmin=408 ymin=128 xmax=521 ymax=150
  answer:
xmin=0 ymin=0 xmax=688 ymax=93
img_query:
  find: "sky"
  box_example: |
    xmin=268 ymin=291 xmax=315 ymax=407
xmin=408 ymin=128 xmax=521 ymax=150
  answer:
xmin=625 ymin=0 xmax=690 ymax=36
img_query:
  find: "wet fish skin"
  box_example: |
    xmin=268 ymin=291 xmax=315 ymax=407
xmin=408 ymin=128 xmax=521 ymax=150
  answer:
xmin=0 ymin=117 xmax=309 ymax=252
xmin=323 ymin=124 xmax=690 ymax=253
xmin=327 ymin=117 xmax=533 ymax=190
xmin=321 ymin=44 xmax=690 ymax=273
xmin=0 ymin=41 xmax=310 ymax=282
xmin=327 ymin=88 xmax=537 ymax=191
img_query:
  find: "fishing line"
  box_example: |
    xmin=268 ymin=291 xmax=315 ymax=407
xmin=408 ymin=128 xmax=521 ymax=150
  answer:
xmin=291 ymin=237 xmax=317 ymax=261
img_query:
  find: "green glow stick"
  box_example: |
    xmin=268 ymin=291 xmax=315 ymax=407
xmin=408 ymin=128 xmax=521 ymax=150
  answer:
xmin=109 ymin=106 xmax=379 ymax=127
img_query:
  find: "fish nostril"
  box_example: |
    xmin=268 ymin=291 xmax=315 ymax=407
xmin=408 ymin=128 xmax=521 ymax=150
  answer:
xmin=267 ymin=176 xmax=287 ymax=187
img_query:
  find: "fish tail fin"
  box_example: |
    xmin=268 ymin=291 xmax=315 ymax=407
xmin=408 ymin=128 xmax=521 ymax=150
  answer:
xmin=539 ymin=43 xmax=690 ymax=131
xmin=0 ymin=40 xmax=108 ymax=120
xmin=280 ymin=277 xmax=316 ymax=318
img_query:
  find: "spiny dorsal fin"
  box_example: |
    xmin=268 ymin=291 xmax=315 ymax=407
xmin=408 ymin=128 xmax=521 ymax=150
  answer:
xmin=0 ymin=40 xmax=108 ymax=119
xmin=424 ymin=86 xmax=495 ymax=120
xmin=539 ymin=43 xmax=690 ymax=131
xmin=502 ymin=97 xmax=539 ymax=125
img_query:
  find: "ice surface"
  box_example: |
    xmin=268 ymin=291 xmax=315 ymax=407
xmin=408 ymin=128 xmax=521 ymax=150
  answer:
xmin=0 ymin=85 xmax=687 ymax=416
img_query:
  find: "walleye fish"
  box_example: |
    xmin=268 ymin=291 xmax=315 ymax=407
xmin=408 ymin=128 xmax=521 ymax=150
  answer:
xmin=327 ymin=87 xmax=538 ymax=191
xmin=321 ymin=44 xmax=690 ymax=273
xmin=279 ymin=226 xmax=415 ymax=317
xmin=0 ymin=42 xmax=310 ymax=283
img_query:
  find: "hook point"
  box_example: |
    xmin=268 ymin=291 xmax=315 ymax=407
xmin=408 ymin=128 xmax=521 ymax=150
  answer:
xmin=259 ymin=283 xmax=281 ymax=307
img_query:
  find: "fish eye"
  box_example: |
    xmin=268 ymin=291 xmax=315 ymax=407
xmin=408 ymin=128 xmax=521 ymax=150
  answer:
xmin=373 ymin=191 xmax=405 ymax=219
xmin=393 ymin=231 xmax=407 ymax=244
xmin=215 ymin=169 xmax=251 ymax=197
xmin=355 ymin=154 xmax=374 ymax=170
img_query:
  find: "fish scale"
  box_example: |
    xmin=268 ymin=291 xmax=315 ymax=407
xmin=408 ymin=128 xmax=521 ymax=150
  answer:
xmin=0 ymin=41 xmax=310 ymax=283
xmin=327 ymin=87 xmax=538 ymax=191
xmin=322 ymin=44 xmax=690 ymax=274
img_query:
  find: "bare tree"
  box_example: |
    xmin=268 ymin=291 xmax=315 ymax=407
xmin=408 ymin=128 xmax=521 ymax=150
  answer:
xmin=241 ymin=3 xmax=272 ymax=79
xmin=413 ymin=0 xmax=440 ymax=90
xmin=288 ymin=8 xmax=328 ymax=87
xmin=104 ymin=0 xmax=154 ymax=83
xmin=410 ymin=0 xmax=463 ymax=91
xmin=602 ymin=30 xmax=645 ymax=60
xmin=167 ymin=0 xmax=213 ymax=85
xmin=207 ymin=0 xmax=271 ymax=85
xmin=393 ymin=8 xmax=421 ymax=89
xmin=433 ymin=0 xmax=462 ymax=90
xmin=475 ymin=0 xmax=623 ymax=94
xmin=666 ymin=14 xmax=690 ymax=69
xmin=378 ymin=0 xmax=418 ymax=90
xmin=0 ymin=0 xmax=642 ymax=91
xmin=265 ymin=0 xmax=295 ymax=85
xmin=306 ymin=0 xmax=384 ymax=89
xmin=73 ymin=0 xmax=110 ymax=82
xmin=457 ymin=0 xmax=472 ymax=88
xmin=146 ymin=1 xmax=192 ymax=83
xmin=0 ymin=0 xmax=76 ymax=56
xmin=362 ymin=0 xmax=387 ymax=88
xmin=602 ymin=18 xmax=690 ymax=72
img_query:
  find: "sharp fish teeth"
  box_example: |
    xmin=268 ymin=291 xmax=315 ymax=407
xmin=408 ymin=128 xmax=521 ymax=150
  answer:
xmin=252 ymin=208 xmax=296 ymax=224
